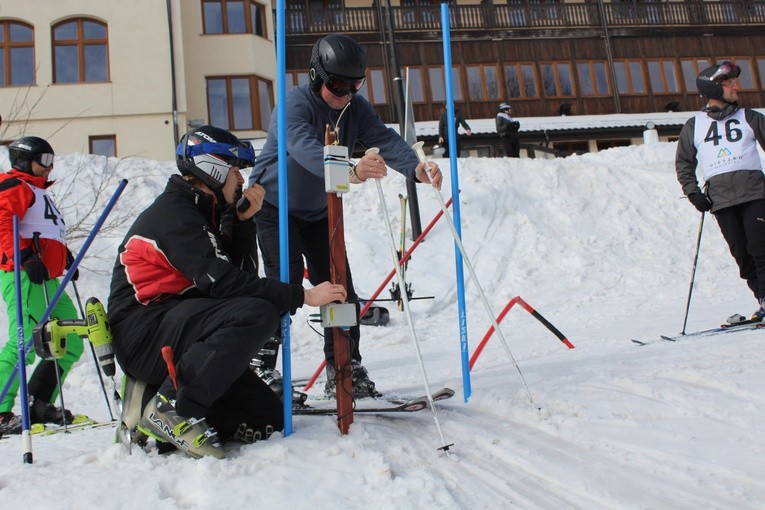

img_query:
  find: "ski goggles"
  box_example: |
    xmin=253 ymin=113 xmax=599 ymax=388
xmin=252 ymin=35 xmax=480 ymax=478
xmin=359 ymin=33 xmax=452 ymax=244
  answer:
xmin=37 ymin=153 xmax=54 ymax=168
xmin=178 ymin=141 xmax=256 ymax=169
xmin=325 ymin=76 xmax=366 ymax=98
xmin=710 ymin=61 xmax=741 ymax=82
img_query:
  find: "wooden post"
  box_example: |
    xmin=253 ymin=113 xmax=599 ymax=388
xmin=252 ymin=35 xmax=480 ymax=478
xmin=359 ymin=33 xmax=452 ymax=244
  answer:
xmin=325 ymin=125 xmax=354 ymax=434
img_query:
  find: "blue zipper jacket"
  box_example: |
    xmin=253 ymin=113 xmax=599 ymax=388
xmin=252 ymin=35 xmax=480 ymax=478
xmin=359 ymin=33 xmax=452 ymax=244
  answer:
xmin=251 ymin=85 xmax=420 ymax=222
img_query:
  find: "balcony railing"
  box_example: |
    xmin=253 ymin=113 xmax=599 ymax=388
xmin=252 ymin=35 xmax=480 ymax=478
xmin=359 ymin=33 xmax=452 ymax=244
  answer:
xmin=282 ymin=1 xmax=765 ymax=35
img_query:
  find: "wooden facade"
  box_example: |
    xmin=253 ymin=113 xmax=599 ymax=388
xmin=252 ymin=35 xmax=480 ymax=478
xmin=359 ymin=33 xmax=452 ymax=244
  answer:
xmin=281 ymin=0 xmax=765 ymax=154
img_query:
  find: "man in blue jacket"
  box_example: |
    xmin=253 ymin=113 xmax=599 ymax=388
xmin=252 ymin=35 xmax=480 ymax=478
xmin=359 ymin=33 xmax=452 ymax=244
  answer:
xmin=250 ymin=34 xmax=443 ymax=399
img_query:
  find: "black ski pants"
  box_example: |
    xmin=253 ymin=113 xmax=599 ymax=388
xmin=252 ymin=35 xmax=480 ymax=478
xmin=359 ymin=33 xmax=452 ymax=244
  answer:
xmin=112 ymin=296 xmax=283 ymax=439
xmin=502 ymin=134 xmax=520 ymax=158
xmin=714 ymin=198 xmax=765 ymax=302
xmin=255 ymin=202 xmax=362 ymax=364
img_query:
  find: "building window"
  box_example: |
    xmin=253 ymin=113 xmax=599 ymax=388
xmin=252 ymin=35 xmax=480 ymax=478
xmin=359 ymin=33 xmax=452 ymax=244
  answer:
xmin=52 ymin=18 xmax=109 ymax=83
xmin=540 ymin=62 xmax=574 ymax=97
xmin=89 ymin=135 xmax=116 ymax=157
xmin=758 ymin=58 xmax=765 ymax=90
xmin=613 ymin=60 xmax=645 ymax=95
xmin=504 ymin=63 xmax=537 ymax=99
xmin=0 ymin=21 xmax=34 ymax=86
xmin=465 ymin=64 xmax=501 ymax=101
xmin=207 ymin=75 xmax=273 ymax=131
xmin=203 ymin=0 xmax=268 ymax=37
xmin=577 ymin=61 xmax=610 ymax=96
xmin=647 ymin=59 xmax=679 ymax=94
xmin=680 ymin=58 xmax=710 ymax=94
xmin=285 ymin=70 xmax=309 ymax=93
xmin=428 ymin=66 xmax=463 ymax=102
xmin=357 ymin=67 xmax=387 ymax=105
xmin=406 ymin=67 xmax=425 ymax=103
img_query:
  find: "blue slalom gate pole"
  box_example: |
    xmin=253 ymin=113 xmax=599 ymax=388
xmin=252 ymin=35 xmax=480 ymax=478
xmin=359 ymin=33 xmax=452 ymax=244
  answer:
xmin=0 ymin=179 xmax=128 ymax=406
xmin=441 ymin=3 xmax=471 ymax=402
xmin=275 ymin=0 xmax=293 ymax=436
xmin=13 ymin=216 xmax=33 ymax=463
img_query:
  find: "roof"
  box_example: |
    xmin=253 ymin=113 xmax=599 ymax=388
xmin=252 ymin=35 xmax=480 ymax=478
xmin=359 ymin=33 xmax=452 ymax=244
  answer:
xmin=249 ymin=109 xmax=765 ymax=149
xmin=405 ymin=108 xmax=765 ymax=137
xmin=406 ymin=110 xmax=696 ymax=137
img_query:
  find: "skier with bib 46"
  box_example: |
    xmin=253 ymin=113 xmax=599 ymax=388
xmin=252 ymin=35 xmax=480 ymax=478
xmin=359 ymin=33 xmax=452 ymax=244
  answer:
xmin=675 ymin=61 xmax=765 ymax=321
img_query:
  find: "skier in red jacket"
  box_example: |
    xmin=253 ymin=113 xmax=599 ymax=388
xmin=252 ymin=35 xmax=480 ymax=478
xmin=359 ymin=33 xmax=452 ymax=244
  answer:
xmin=0 ymin=136 xmax=83 ymax=436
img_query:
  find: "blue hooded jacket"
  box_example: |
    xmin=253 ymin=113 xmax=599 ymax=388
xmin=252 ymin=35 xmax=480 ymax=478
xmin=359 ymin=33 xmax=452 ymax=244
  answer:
xmin=250 ymin=85 xmax=420 ymax=222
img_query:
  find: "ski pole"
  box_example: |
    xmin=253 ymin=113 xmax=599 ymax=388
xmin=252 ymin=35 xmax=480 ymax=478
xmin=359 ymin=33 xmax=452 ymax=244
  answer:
xmin=32 ymin=232 xmax=69 ymax=432
xmin=681 ymin=211 xmax=705 ymax=335
xmin=71 ymin=280 xmax=116 ymax=421
xmin=13 ymin=217 xmax=33 ymax=463
xmin=412 ymin=142 xmax=535 ymax=406
xmin=370 ymin=148 xmax=452 ymax=452
xmin=0 ymin=179 xmax=128 ymax=406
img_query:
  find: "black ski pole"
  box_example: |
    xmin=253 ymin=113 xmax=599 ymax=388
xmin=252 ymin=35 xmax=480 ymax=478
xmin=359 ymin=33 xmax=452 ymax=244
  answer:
xmin=681 ymin=212 xmax=705 ymax=335
xmin=71 ymin=281 xmax=115 ymax=421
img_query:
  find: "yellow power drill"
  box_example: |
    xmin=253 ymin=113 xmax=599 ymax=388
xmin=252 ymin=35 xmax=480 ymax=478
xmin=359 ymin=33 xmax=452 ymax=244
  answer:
xmin=33 ymin=297 xmax=115 ymax=378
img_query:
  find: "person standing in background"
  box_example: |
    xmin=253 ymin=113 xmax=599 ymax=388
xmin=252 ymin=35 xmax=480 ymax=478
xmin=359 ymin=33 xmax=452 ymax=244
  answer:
xmin=438 ymin=105 xmax=472 ymax=158
xmin=675 ymin=61 xmax=765 ymax=321
xmin=496 ymin=102 xmax=521 ymax=158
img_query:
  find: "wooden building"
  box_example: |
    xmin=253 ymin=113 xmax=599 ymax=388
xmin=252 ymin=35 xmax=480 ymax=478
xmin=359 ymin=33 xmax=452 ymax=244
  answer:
xmin=281 ymin=0 xmax=765 ymax=155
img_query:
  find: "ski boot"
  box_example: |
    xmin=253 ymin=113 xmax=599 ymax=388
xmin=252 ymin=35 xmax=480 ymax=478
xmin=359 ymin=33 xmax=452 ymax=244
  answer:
xmin=0 ymin=412 xmax=22 ymax=435
xmin=29 ymin=397 xmax=75 ymax=425
xmin=752 ymin=298 xmax=765 ymax=322
xmin=116 ymin=375 xmax=154 ymax=453
xmin=324 ymin=360 xmax=382 ymax=399
xmin=250 ymin=336 xmax=309 ymax=406
xmin=138 ymin=393 xmax=224 ymax=459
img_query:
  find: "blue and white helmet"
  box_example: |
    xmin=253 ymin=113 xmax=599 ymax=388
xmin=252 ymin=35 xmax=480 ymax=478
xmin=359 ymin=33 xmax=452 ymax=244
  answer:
xmin=176 ymin=125 xmax=255 ymax=190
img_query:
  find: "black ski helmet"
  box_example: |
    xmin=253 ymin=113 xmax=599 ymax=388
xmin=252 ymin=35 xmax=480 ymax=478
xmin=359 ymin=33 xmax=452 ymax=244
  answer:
xmin=696 ymin=61 xmax=741 ymax=100
xmin=175 ymin=125 xmax=255 ymax=190
xmin=8 ymin=136 xmax=54 ymax=174
xmin=309 ymin=35 xmax=367 ymax=92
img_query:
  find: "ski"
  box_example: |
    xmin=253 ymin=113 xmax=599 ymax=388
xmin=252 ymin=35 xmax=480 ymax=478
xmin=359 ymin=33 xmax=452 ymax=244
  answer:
xmin=632 ymin=320 xmax=765 ymax=346
xmin=294 ymin=387 xmax=454 ymax=416
xmin=390 ymin=193 xmax=413 ymax=311
xmin=32 ymin=418 xmax=117 ymax=436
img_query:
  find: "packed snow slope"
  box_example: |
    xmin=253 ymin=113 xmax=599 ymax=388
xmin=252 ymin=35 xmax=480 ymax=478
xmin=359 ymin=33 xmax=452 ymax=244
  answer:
xmin=0 ymin=142 xmax=764 ymax=510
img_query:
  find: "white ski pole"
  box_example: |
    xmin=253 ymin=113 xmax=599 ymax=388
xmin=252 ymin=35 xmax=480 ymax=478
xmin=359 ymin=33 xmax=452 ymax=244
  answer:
xmin=412 ymin=142 xmax=534 ymax=406
xmin=367 ymin=147 xmax=452 ymax=452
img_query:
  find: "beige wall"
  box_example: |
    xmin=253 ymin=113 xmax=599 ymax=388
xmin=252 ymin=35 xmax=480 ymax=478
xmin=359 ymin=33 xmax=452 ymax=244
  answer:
xmin=0 ymin=0 xmax=277 ymax=161
xmin=179 ymin=2 xmax=276 ymax=142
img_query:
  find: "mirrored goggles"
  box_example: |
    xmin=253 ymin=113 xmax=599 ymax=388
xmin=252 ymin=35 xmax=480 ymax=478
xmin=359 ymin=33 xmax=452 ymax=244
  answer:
xmin=37 ymin=153 xmax=54 ymax=168
xmin=326 ymin=77 xmax=366 ymax=98
xmin=710 ymin=61 xmax=741 ymax=82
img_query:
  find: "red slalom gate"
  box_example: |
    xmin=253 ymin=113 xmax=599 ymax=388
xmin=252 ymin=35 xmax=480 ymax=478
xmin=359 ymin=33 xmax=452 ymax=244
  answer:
xmin=302 ymin=194 xmax=457 ymax=392
xmin=469 ymin=296 xmax=574 ymax=370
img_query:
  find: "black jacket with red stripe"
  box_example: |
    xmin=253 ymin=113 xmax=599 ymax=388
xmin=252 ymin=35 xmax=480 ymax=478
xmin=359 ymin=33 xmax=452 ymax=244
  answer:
xmin=108 ymin=175 xmax=304 ymax=331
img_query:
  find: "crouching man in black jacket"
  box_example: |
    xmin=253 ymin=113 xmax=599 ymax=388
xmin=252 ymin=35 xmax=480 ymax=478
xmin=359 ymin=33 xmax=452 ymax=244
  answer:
xmin=108 ymin=125 xmax=344 ymax=459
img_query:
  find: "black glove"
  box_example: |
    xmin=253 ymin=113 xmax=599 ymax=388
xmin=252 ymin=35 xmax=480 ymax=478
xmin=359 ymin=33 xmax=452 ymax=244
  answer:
xmin=65 ymin=249 xmax=79 ymax=282
xmin=20 ymin=249 xmax=49 ymax=284
xmin=688 ymin=193 xmax=712 ymax=213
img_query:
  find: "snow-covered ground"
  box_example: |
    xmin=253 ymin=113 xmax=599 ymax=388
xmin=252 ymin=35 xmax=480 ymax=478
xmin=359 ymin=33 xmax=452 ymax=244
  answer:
xmin=0 ymin=142 xmax=764 ymax=509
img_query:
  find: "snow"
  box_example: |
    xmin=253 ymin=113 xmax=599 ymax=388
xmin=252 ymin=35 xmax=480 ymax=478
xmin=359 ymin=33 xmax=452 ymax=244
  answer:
xmin=1 ymin=142 xmax=765 ymax=509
